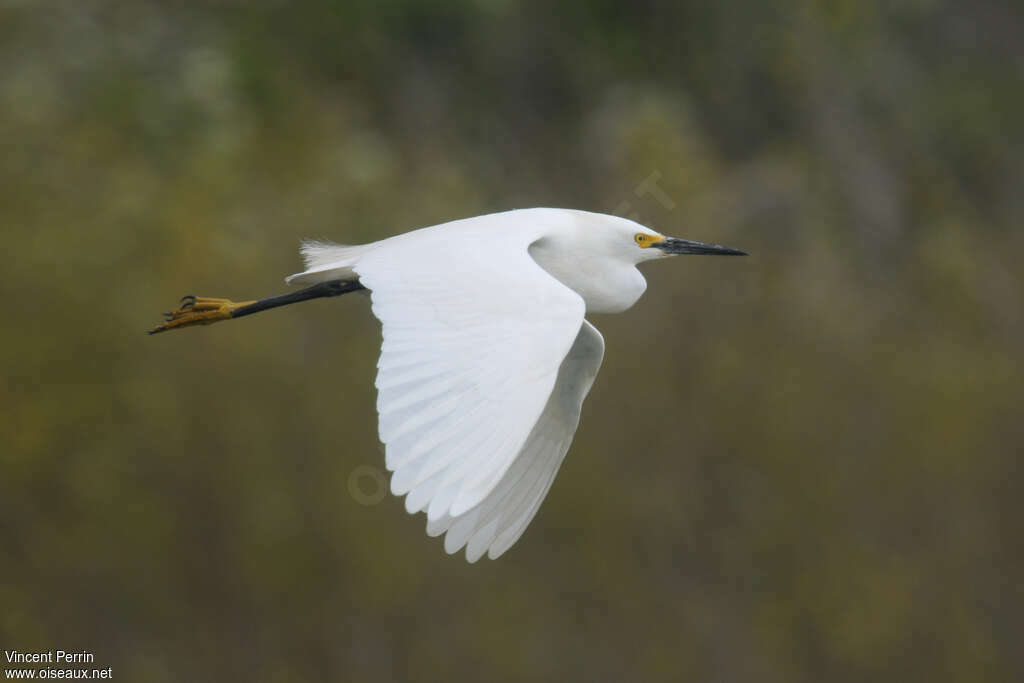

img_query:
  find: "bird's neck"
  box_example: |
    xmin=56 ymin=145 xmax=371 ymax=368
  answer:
xmin=528 ymin=242 xmax=647 ymax=314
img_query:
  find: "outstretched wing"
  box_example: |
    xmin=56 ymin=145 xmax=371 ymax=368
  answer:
xmin=353 ymin=221 xmax=586 ymax=532
xmin=426 ymin=320 xmax=604 ymax=561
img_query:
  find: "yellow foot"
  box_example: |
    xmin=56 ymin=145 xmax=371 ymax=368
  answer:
xmin=148 ymin=295 xmax=256 ymax=334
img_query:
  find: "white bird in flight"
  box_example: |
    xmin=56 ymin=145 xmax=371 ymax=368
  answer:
xmin=151 ymin=208 xmax=745 ymax=561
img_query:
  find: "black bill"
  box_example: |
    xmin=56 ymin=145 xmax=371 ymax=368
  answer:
xmin=654 ymin=237 xmax=747 ymax=256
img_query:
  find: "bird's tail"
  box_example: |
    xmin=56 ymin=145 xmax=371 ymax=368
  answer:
xmin=285 ymin=240 xmax=375 ymax=285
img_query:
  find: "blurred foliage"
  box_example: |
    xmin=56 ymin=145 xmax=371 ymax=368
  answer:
xmin=1 ymin=1 xmax=1022 ymax=681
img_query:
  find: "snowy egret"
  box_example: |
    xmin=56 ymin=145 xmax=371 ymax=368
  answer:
xmin=150 ymin=208 xmax=745 ymax=561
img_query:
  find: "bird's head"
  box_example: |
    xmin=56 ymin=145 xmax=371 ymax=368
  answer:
xmin=547 ymin=210 xmax=747 ymax=268
xmin=526 ymin=210 xmax=746 ymax=314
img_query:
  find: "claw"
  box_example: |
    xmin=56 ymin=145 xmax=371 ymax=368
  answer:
xmin=149 ymin=294 xmax=255 ymax=335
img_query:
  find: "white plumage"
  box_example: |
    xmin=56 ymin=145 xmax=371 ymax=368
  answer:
xmin=283 ymin=208 xmax=744 ymax=561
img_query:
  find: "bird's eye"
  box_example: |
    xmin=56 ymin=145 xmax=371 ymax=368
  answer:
xmin=634 ymin=233 xmax=647 ymax=244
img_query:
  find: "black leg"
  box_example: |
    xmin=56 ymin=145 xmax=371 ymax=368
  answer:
xmin=230 ymin=280 xmax=366 ymax=318
xmin=148 ymin=279 xmax=366 ymax=334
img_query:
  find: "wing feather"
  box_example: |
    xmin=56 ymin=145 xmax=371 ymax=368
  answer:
xmin=425 ymin=320 xmax=604 ymax=561
xmin=354 ymin=221 xmax=587 ymax=537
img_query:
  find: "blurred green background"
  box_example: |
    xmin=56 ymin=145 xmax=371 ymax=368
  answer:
xmin=2 ymin=1 xmax=1022 ymax=681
